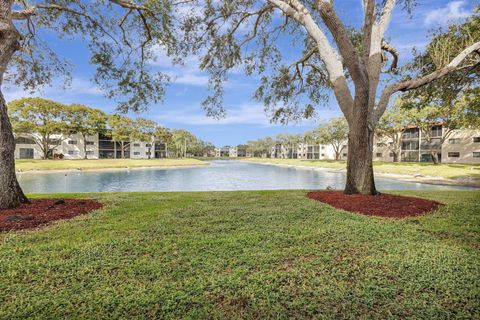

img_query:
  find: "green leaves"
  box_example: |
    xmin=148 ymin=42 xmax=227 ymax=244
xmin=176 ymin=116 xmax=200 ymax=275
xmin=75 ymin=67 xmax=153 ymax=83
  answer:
xmin=8 ymin=0 xmax=177 ymax=113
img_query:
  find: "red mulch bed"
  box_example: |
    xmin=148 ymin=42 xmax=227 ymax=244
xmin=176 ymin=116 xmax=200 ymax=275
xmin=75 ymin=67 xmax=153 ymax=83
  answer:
xmin=307 ymin=191 xmax=441 ymax=218
xmin=0 ymin=199 xmax=103 ymax=232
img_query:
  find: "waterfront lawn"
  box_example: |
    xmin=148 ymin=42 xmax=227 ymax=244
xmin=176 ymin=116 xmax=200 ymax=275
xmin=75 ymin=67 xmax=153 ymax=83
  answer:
xmin=1 ymin=190 xmax=479 ymax=319
xmin=243 ymin=158 xmax=480 ymax=183
xmin=15 ymin=158 xmax=207 ymax=172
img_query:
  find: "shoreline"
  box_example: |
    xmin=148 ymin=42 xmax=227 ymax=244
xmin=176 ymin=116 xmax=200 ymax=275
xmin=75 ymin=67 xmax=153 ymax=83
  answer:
xmin=16 ymin=163 xmax=209 ymax=175
xmin=242 ymin=160 xmax=480 ymax=189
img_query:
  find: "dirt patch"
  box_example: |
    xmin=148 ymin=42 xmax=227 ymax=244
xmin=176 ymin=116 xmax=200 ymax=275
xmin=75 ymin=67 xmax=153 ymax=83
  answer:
xmin=0 ymin=199 xmax=103 ymax=232
xmin=307 ymin=191 xmax=441 ymax=218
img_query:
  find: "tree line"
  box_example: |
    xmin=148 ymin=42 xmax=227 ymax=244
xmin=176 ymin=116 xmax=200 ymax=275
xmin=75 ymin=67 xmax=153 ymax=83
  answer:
xmin=247 ymin=89 xmax=479 ymax=163
xmin=8 ymin=98 xmax=214 ymax=159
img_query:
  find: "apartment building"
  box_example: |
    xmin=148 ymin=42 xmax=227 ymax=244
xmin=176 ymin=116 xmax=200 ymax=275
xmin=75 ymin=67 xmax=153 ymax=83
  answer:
xmin=14 ymin=132 xmax=167 ymax=160
xmin=372 ymin=126 xmax=480 ymax=164
xmin=224 ymin=125 xmax=480 ymax=164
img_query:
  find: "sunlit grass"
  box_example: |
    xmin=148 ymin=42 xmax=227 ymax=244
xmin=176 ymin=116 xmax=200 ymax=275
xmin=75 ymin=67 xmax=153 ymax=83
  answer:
xmin=1 ymin=190 xmax=479 ymax=318
xmin=15 ymin=158 xmax=208 ymax=171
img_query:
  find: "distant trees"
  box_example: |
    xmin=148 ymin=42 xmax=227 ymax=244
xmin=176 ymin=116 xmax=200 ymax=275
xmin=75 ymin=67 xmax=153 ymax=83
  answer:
xmin=275 ymin=133 xmax=303 ymax=158
xmin=66 ymin=105 xmax=107 ymax=159
xmin=132 ymin=118 xmax=157 ymax=159
xmin=375 ymin=103 xmax=411 ymax=162
xmin=308 ymin=118 xmax=348 ymax=160
xmin=246 ymin=137 xmax=276 ymax=158
xmin=9 ymin=98 xmax=69 ymax=159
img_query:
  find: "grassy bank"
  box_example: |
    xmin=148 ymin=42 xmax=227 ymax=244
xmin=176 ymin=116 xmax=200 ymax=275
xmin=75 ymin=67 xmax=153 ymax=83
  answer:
xmin=15 ymin=158 xmax=208 ymax=172
xmin=243 ymin=158 xmax=480 ymax=183
xmin=1 ymin=190 xmax=479 ymax=318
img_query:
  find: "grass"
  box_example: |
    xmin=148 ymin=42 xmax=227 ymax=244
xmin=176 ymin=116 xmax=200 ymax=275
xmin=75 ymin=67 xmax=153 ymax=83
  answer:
xmin=242 ymin=158 xmax=480 ymax=183
xmin=15 ymin=158 xmax=208 ymax=172
xmin=1 ymin=190 xmax=479 ymax=319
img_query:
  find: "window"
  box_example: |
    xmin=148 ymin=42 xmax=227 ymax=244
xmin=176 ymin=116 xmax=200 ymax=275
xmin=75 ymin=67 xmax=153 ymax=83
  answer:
xmin=133 ymin=143 xmax=140 ymax=147
xmin=376 ymin=153 xmax=382 ymax=157
xmin=389 ymin=153 xmax=395 ymax=157
xmin=145 ymin=143 xmax=152 ymax=148
xmin=16 ymin=137 xmax=35 ymax=144
xmin=473 ymin=152 xmax=480 ymax=158
xmin=431 ymin=125 xmax=442 ymax=138
xmin=19 ymin=148 xmax=34 ymax=159
xmin=321 ymin=146 xmax=325 ymax=149
xmin=68 ymin=150 xmax=79 ymax=156
xmin=402 ymin=128 xmax=419 ymax=139
xmin=68 ymin=140 xmax=77 ymax=145
xmin=402 ymin=140 xmax=419 ymax=150
xmin=448 ymin=138 xmax=460 ymax=144
xmin=448 ymin=152 xmax=460 ymax=158
xmin=321 ymin=154 xmax=325 ymax=157
xmin=343 ymin=153 xmax=347 ymax=157
xmin=474 ymin=137 xmax=480 ymax=143
xmin=86 ymin=151 xmax=94 ymax=155
xmin=86 ymin=141 xmax=94 ymax=145
xmin=133 ymin=152 xmax=140 ymax=156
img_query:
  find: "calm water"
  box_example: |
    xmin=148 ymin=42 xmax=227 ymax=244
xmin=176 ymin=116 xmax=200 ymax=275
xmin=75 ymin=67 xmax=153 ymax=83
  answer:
xmin=17 ymin=160 xmax=472 ymax=194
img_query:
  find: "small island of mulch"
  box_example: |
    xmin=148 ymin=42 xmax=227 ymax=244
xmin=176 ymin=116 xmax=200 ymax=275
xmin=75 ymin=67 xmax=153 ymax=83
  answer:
xmin=0 ymin=199 xmax=103 ymax=232
xmin=307 ymin=191 xmax=441 ymax=218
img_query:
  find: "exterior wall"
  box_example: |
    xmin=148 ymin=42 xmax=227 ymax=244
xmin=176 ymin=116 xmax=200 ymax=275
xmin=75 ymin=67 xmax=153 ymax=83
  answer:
xmin=130 ymin=141 xmax=154 ymax=159
xmin=441 ymin=129 xmax=480 ymax=164
xmin=62 ymin=133 xmax=99 ymax=159
xmin=228 ymin=147 xmax=238 ymax=157
xmin=372 ymin=136 xmax=395 ymax=162
xmin=297 ymin=143 xmax=346 ymax=160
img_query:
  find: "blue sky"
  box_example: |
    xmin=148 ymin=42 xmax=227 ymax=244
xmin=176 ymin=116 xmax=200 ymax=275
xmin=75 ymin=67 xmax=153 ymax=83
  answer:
xmin=5 ymin=0 xmax=476 ymax=146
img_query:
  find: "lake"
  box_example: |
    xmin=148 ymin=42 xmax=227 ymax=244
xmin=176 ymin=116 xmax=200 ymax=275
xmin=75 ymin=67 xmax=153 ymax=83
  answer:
xmin=17 ymin=160 xmax=471 ymax=194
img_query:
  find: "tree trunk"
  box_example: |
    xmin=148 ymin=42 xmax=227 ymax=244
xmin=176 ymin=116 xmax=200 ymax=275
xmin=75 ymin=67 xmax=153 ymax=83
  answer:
xmin=393 ymin=152 xmax=399 ymax=162
xmin=0 ymin=1 xmax=29 ymax=209
xmin=0 ymin=94 xmax=28 ymax=209
xmin=430 ymin=151 xmax=439 ymax=165
xmin=344 ymin=108 xmax=377 ymax=195
xmin=83 ymin=133 xmax=88 ymax=159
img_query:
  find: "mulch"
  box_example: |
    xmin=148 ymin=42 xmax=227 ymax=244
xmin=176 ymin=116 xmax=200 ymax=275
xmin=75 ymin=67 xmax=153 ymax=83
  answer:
xmin=307 ymin=191 xmax=441 ymax=218
xmin=0 ymin=199 xmax=103 ymax=232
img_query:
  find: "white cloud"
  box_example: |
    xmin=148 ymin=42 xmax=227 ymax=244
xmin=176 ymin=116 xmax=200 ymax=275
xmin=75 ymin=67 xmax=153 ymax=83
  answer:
xmin=424 ymin=1 xmax=471 ymax=26
xmin=3 ymin=77 xmax=103 ymax=102
xmin=153 ymin=103 xmax=272 ymax=126
xmin=151 ymin=102 xmax=324 ymax=127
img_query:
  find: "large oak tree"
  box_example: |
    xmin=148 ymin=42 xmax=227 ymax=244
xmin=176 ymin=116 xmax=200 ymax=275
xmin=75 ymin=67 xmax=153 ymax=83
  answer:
xmin=183 ymin=0 xmax=480 ymax=194
xmin=1 ymin=0 xmax=176 ymax=208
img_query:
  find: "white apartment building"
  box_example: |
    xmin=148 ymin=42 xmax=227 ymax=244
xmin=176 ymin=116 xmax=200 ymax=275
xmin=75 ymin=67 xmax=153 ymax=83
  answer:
xmin=14 ymin=132 xmax=167 ymax=160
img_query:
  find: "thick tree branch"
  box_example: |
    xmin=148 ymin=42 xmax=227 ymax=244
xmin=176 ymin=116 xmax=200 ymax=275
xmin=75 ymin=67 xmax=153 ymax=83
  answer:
xmin=374 ymin=41 xmax=480 ymax=124
xmin=316 ymin=0 xmax=367 ymax=91
xmin=381 ymin=40 xmax=399 ymax=73
xmin=362 ymin=0 xmax=375 ymax=62
xmin=11 ymin=9 xmax=35 ymax=20
xmin=267 ymin=0 xmax=353 ymax=120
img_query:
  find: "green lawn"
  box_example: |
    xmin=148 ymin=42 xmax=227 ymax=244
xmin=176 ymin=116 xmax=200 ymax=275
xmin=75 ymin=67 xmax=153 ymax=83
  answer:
xmin=1 ymin=190 xmax=479 ymax=319
xmin=243 ymin=158 xmax=480 ymax=183
xmin=15 ymin=158 xmax=208 ymax=172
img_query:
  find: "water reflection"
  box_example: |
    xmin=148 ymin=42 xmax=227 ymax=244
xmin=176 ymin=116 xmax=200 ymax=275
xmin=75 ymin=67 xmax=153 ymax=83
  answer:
xmin=18 ymin=160 xmax=470 ymax=193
